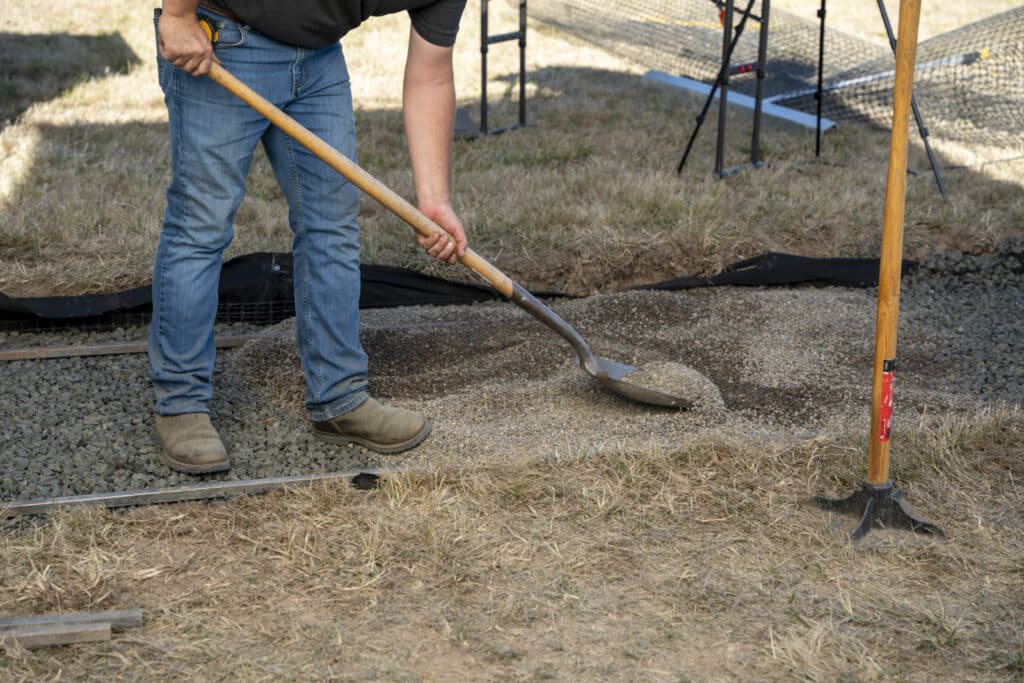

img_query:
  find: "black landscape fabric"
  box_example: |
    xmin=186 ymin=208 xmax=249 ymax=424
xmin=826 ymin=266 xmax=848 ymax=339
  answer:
xmin=0 ymin=251 xmax=914 ymax=324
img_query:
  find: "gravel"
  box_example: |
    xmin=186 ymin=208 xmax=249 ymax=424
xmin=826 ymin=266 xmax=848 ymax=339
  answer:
xmin=621 ymin=362 xmax=726 ymax=410
xmin=1 ymin=242 xmax=1021 ymax=502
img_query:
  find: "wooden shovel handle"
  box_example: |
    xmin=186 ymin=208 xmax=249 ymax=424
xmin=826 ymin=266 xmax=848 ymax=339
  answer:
xmin=867 ymin=0 xmax=922 ymax=484
xmin=205 ymin=62 xmax=515 ymax=298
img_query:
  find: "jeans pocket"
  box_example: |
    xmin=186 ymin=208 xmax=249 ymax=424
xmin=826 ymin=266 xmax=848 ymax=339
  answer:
xmin=153 ymin=12 xmax=173 ymax=92
xmin=200 ymin=16 xmax=247 ymax=50
xmin=157 ymin=57 xmax=173 ymax=92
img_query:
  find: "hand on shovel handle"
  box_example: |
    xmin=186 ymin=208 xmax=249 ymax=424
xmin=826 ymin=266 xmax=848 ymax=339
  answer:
xmin=416 ymin=202 xmax=468 ymax=265
xmin=160 ymin=11 xmax=220 ymax=76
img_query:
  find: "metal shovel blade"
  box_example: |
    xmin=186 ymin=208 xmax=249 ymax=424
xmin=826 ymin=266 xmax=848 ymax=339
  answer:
xmin=511 ymin=285 xmax=694 ymax=409
xmin=591 ymin=356 xmax=694 ymax=409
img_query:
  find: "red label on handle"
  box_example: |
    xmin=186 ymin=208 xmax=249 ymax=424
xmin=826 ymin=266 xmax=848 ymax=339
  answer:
xmin=879 ymin=359 xmax=896 ymax=441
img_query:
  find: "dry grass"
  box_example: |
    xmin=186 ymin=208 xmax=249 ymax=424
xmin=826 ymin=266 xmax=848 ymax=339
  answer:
xmin=1 ymin=408 xmax=1021 ymax=680
xmin=0 ymin=1 xmax=1022 ymax=296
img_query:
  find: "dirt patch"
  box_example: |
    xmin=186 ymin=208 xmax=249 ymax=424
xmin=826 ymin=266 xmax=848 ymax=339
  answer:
xmin=227 ymin=282 xmax=1015 ymax=473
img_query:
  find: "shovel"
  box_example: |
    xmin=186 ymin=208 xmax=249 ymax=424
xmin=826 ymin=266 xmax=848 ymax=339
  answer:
xmin=202 ymin=60 xmax=693 ymax=409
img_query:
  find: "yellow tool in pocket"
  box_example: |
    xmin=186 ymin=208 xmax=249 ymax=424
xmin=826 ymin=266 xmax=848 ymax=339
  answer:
xmin=199 ymin=18 xmax=220 ymax=44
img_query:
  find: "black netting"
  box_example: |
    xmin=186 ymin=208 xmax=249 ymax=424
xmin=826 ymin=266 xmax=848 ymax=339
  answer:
xmin=1 ymin=252 xmax=921 ymax=334
xmin=0 ymin=301 xmax=297 ymax=334
xmin=530 ymin=1 xmax=1024 ymax=148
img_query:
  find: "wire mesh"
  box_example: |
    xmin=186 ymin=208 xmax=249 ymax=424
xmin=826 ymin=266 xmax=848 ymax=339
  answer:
xmin=0 ymin=300 xmax=295 ymax=334
xmin=530 ymin=1 xmax=1024 ymax=148
xmin=770 ymin=6 xmax=1024 ymax=147
xmin=529 ymin=0 xmax=885 ymax=97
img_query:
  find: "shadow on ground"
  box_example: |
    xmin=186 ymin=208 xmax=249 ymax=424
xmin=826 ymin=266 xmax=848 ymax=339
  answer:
xmin=0 ymin=32 xmax=140 ymax=128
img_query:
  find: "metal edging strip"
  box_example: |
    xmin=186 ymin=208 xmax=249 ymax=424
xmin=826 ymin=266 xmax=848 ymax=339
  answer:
xmin=1 ymin=466 xmax=420 ymax=518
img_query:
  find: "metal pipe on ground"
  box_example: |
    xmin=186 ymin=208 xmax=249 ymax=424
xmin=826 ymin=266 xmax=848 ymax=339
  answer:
xmin=1 ymin=467 xmax=410 ymax=518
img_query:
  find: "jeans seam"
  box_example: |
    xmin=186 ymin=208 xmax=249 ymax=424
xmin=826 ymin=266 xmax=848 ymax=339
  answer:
xmin=156 ymin=68 xmax=188 ymax=415
xmin=161 ymin=69 xmax=181 ymax=376
xmin=290 ymin=48 xmax=304 ymax=97
xmin=283 ymin=134 xmax=323 ymax=401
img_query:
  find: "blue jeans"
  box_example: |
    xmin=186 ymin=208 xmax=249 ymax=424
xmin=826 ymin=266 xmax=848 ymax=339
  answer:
xmin=150 ymin=9 xmax=369 ymax=420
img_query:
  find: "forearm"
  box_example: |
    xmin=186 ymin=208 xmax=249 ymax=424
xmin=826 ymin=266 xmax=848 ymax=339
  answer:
xmin=403 ymin=30 xmax=456 ymax=208
xmin=162 ymin=0 xmax=201 ymax=18
xmin=403 ymin=27 xmax=467 ymax=263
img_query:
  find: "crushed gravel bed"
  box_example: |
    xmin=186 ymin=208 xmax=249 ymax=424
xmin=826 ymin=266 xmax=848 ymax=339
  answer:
xmin=1 ymin=244 xmax=1021 ymax=502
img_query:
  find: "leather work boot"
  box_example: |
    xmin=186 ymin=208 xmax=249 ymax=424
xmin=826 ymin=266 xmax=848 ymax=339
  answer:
xmin=155 ymin=413 xmax=230 ymax=474
xmin=312 ymin=398 xmax=431 ymax=454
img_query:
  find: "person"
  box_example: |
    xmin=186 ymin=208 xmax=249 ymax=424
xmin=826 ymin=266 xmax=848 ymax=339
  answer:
xmin=151 ymin=0 xmax=468 ymax=473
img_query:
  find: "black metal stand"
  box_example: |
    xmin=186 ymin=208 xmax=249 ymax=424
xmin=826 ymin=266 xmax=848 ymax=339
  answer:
xmin=713 ymin=0 xmax=736 ymax=174
xmin=455 ymin=0 xmax=528 ymax=139
xmin=877 ymin=0 xmax=949 ymax=201
xmin=677 ymin=0 xmax=769 ymax=176
xmin=815 ymin=481 xmax=944 ymax=541
xmin=815 ymin=0 xmax=826 ymax=157
xmin=748 ymin=0 xmax=770 ymax=170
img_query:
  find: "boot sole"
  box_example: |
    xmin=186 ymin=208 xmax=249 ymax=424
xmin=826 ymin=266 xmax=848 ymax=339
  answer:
xmin=160 ymin=451 xmax=231 ymax=475
xmin=313 ymin=420 xmax=432 ymax=454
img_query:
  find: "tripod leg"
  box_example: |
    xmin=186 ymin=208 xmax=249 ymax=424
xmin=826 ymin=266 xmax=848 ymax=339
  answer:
xmin=677 ymin=0 xmax=757 ymax=173
xmin=910 ymin=97 xmax=950 ymax=201
xmin=715 ymin=0 xmax=734 ymax=176
xmin=677 ymin=89 xmax=719 ymax=173
xmin=481 ymin=0 xmax=489 ymax=134
xmin=877 ymin=0 xmax=949 ymax=201
xmin=816 ymin=0 xmax=826 ymax=157
xmin=751 ymin=0 xmax=770 ymax=165
xmin=518 ymin=0 xmax=527 ymax=128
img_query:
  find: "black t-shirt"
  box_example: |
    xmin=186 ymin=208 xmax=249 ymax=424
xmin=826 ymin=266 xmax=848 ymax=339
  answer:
xmin=216 ymin=0 xmax=467 ymax=49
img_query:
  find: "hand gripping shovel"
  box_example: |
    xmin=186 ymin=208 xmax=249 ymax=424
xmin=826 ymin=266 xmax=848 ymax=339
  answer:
xmin=202 ymin=60 xmax=693 ymax=409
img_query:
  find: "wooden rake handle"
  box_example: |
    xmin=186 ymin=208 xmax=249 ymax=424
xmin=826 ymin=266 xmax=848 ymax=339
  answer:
xmin=867 ymin=0 xmax=922 ymax=484
xmin=205 ymin=62 xmax=516 ymax=298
